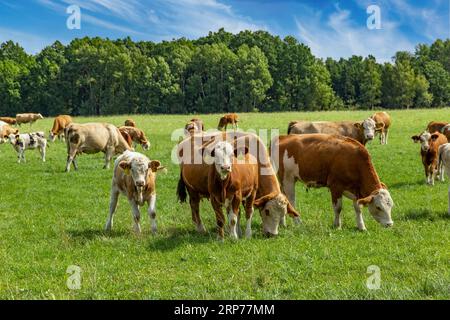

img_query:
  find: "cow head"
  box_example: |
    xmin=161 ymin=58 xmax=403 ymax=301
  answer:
xmin=411 ymin=131 xmax=438 ymax=152
xmin=49 ymin=131 xmax=57 ymax=142
xmin=138 ymin=133 xmax=151 ymax=151
xmin=254 ymin=193 xmax=290 ymax=237
xmin=185 ymin=122 xmax=199 ymax=135
xmin=208 ymin=141 xmax=240 ymax=180
xmin=38 ymin=113 xmax=44 ymax=119
xmin=357 ymin=188 xmax=394 ymax=227
xmin=355 ymin=118 xmax=377 ymax=141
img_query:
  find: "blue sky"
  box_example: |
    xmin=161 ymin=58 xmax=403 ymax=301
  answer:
xmin=0 ymin=0 xmax=449 ymax=62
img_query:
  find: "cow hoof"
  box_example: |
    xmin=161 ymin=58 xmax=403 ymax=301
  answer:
xmin=293 ymin=217 xmax=302 ymax=225
xmin=358 ymin=227 xmax=367 ymax=232
xmin=196 ymin=224 xmax=206 ymax=234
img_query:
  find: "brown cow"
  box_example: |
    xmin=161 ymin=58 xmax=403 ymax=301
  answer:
xmin=105 ymin=151 xmax=164 ymax=234
xmin=185 ymin=118 xmax=204 ymax=135
xmin=426 ymin=121 xmax=447 ymax=134
xmin=118 ymin=126 xmax=150 ymax=150
xmin=65 ymin=123 xmax=132 ymax=172
xmin=176 ymin=131 xmax=300 ymax=237
xmin=371 ymin=112 xmax=391 ymax=145
xmin=49 ymin=115 xmax=73 ymax=142
xmin=218 ymin=113 xmax=239 ymax=131
xmin=272 ymin=134 xmax=394 ymax=230
xmin=124 ymin=119 xmax=136 ymax=127
xmin=0 ymin=117 xmax=17 ymax=125
xmin=16 ymin=113 xmax=44 ymax=126
xmin=0 ymin=123 xmax=19 ymax=144
xmin=411 ymin=131 xmax=448 ymax=185
xmin=287 ymin=119 xmax=378 ymax=146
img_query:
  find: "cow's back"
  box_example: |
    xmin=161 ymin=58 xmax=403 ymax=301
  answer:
xmin=67 ymin=123 xmax=112 ymax=152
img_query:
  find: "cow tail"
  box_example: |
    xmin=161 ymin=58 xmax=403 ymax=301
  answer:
xmin=287 ymin=121 xmax=296 ymax=134
xmin=177 ymin=170 xmax=188 ymax=203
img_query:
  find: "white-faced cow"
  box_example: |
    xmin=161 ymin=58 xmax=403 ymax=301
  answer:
xmin=272 ymin=134 xmax=394 ymax=231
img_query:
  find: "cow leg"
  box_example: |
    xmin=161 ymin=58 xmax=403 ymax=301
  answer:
xmin=105 ymin=188 xmax=119 ymax=232
xmin=244 ymin=194 xmax=255 ymax=239
xmin=66 ymin=147 xmax=78 ymax=172
xmin=189 ymin=194 xmax=206 ymax=233
xmin=282 ymin=176 xmax=296 ymax=226
xmin=148 ymin=194 xmax=157 ymax=234
xmin=353 ymin=200 xmax=367 ymax=231
xmin=448 ymin=185 xmax=450 ymax=215
xmin=228 ymin=196 xmax=240 ymax=239
xmin=104 ymin=148 xmax=114 ymax=169
xmin=385 ymin=129 xmax=389 ymax=145
xmin=332 ymin=197 xmax=343 ymax=229
xmin=72 ymin=157 xmax=79 ymax=171
xmin=211 ymin=198 xmax=225 ymax=241
xmin=39 ymin=146 xmax=46 ymax=162
xmin=129 ymin=200 xmax=142 ymax=234
xmin=236 ymin=208 xmax=243 ymax=238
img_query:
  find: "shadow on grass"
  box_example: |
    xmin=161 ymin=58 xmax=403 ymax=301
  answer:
xmin=67 ymin=228 xmax=128 ymax=242
xmin=388 ymin=180 xmax=425 ymax=189
xmin=147 ymin=227 xmax=213 ymax=252
xmin=402 ymin=209 xmax=450 ymax=221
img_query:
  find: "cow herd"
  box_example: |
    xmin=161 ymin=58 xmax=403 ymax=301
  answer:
xmin=0 ymin=111 xmax=449 ymax=240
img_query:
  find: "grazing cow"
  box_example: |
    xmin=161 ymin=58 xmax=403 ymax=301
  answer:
xmin=438 ymin=143 xmax=450 ymax=215
xmin=0 ymin=117 xmax=17 ymax=125
xmin=0 ymin=122 xmax=18 ymax=144
xmin=16 ymin=113 xmax=44 ymax=126
xmin=287 ymin=118 xmax=378 ymax=145
xmin=411 ymin=131 xmax=448 ymax=185
xmin=65 ymin=123 xmax=132 ymax=172
xmin=371 ymin=112 xmax=391 ymax=145
xmin=177 ymin=132 xmax=299 ymax=237
xmin=272 ymin=134 xmax=394 ymax=230
xmin=218 ymin=113 xmax=239 ymax=131
xmin=185 ymin=118 xmax=204 ymax=136
xmin=426 ymin=121 xmax=447 ymax=134
xmin=124 ymin=119 xmax=136 ymax=127
xmin=8 ymin=132 xmax=47 ymax=163
xmin=105 ymin=151 xmax=164 ymax=234
xmin=205 ymin=141 xmax=258 ymax=240
xmin=49 ymin=115 xmax=73 ymax=142
xmin=118 ymin=126 xmax=150 ymax=150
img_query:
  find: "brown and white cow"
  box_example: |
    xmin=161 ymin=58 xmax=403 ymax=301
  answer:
xmin=16 ymin=113 xmax=44 ymax=126
xmin=0 ymin=122 xmax=18 ymax=144
xmin=185 ymin=118 xmax=204 ymax=136
xmin=438 ymin=143 xmax=450 ymax=215
xmin=371 ymin=112 xmax=391 ymax=145
xmin=105 ymin=151 xmax=164 ymax=234
xmin=411 ymin=131 xmax=448 ymax=185
xmin=218 ymin=113 xmax=239 ymax=131
xmin=65 ymin=123 xmax=132 ymax=172
xmin=8 ymin=132 xmax=47 ymax=163
xmin=118 ymin=126 xmax=150 ymax=150
xmin=177 ymin=132 xmax=299 ymax=237
xmin=287 ymin=118 xmax=378 ymax=146
xmin=426 ymin=121 xmax=447 ymax=134
xmin=124 ymin=119 xmax=136 ymax=127
xmin=49 ymin=115 xmax=73 ymax=142
xmin=0 ymin=117 xmax=17 ymax=125
xmin=272 ymin=134 xmax=394 ymax=230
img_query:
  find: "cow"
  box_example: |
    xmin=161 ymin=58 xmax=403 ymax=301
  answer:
xmin=8 ymin=132 xmax=47 ymax=163
xmin=16 ymin=113 xmax=44 ymax=127
xmin=411 ymin=131 xmax=448 ymax=185
xmin=426 ymin=121 xmax=447 ymax=134
xmin=118 ymin=126 xmax=150 ymax=151
xmin=64 ymin=123 xmax=132 ymax=172
xmin=441 ymin=124 xmax=450 ymax=142
xmin=176 ymin=131 xmax=300 ymax=237
xmin=371 ymin=112 xmax=391 ymax=145
xmin=124 ymin=119 xmax=136 ymax=127
xmin=0 ymin=117 xmax=17 ymax=125
xmin=438 ymin=143 xmax=450 ymax=215
xmin=218 ymin=113 xmax=239 ymax=131
xmin=185 ymin=118 xmax=204 ymax=136
xmin=105 ymin=151 xmax=164 ymax=234
xmin=0 ymin=121 xmax=18 ymax=144
xmin=205 ymin=141 xmax=258 ymax=240
xmin=272 ymin=134 xmax=394 ymax=231
xmin=287 ymin=118 xmax=378 ymax=146
xmin=49 ymin=115 xmax=73 ymax=142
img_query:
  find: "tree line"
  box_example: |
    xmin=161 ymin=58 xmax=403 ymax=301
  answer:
xmin=1 ymin=28 xmax=449 ymax=116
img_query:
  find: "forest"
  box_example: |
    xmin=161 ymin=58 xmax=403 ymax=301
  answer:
xmin=0 ymin=28 xmax=449 ymax=116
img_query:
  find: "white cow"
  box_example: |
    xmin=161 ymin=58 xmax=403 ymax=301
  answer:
xmin=8 ymin=132 xmax=47 ymax=163
xmin=438 ymin=143 xmax=450 ymax=215
xmin=105 ymin=151 xmax=164 ymax=234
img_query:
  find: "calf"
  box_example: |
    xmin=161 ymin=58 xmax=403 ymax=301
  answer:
xmin=8 ymin=132 xmax=47 ymax=163
xmin=218 ymin=113 xmax=239 ymax=131
xmin=272 ymin=134 xmax=394 ymax=230
xmin=105 ymin=151 xmax=164 ymax=234
xmin=49 ymin=115 xmax=73 ymax=142
xmin=118 ymin=126 xmax=150 ymax=150
xmin=287 ymin=118 xmax=378 ymax=146
xmin=412 ymin=131 xmax=448 ymax=185
xmin=371 ymin=112 xmax=391 ymax=145
xmin=185 ymin=118 xmax=204 ymax=136
xmin=125 ymin=119 xmax=136 ymax=127
xmin=0 ymin=117 xmax=17 ymax=125
xmin=16 ymin=113 xmax=44 ymax=127
xmin=438 ymin=144 xmax=450 ymax=215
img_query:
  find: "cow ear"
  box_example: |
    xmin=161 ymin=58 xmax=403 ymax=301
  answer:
xmin=357 ymin=195 xmax=374 ymax=206
xmin=119 ymin=161 xmax=131 ymax=174
xmin=411 ymin=135 xmax=420 ymax=143
xmin=149 ymin=160 xmax=161 ymax=172
xmin=431 ymin=134 xmax=439 ymax=141
xmin=380 ymin=182 xmax=388 ymax=190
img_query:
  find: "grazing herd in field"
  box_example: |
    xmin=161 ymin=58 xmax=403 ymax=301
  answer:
xmin=1 ymin=111 xmax=449 ymax=240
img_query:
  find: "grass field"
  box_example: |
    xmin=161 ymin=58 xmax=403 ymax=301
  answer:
xmin=0 ymin=109 xmax=449 ymax=300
